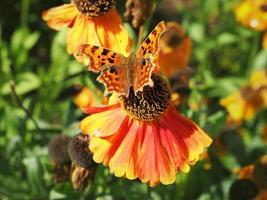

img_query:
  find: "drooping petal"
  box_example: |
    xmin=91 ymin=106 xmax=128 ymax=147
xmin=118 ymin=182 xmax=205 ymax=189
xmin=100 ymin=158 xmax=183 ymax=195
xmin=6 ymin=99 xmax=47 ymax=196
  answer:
xmin=82 ymin=103 xmax=121 ymax=114
xmin=82 ymin=104 xmax=212 ymax=187
xmin=108 ymin=118 xmax=139 ymax=180
xmin=94 ymin=8 xmax=132 ymax=56
xmin=80 ymin=106 xmax=126 ymax=137
xmin=42 ymin=3 xmax=78 ymax=30
xmin=66 ymin=14 xmax=101 ymax=54
xmin=136 ymin=123 xmax=176 ymax=186
xmin=156 ymin=118 xmax=190 ymax=173
xmin=165 ymin=106 xmax=212 ymax=163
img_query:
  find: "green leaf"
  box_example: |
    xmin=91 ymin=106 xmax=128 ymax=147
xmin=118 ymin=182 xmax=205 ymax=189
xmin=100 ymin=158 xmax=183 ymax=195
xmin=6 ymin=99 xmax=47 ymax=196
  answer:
xmin=217 ymin=32 xmax=237 ymax=45
xmin=188 ymin=23 xmax=205 ymax=42
xmin=252 ymin=50 xmax=267 ymax=70
xmin=24 ymin=31 xmax=40 ymax=50
xmin=1 ymin=72 xmax=41 ymax=95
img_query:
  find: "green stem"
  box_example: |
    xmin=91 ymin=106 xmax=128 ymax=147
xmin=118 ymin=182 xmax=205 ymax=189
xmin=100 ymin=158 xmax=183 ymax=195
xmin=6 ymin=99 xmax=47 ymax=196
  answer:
xmin=9 ymin=81 xmax=41 ymax=131
xmin=21 ymin=0 xmax=29 ymax=27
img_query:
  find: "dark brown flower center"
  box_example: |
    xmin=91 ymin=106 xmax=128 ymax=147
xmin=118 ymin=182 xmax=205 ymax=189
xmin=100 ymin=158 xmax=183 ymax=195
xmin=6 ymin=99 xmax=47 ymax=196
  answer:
xmin=121 ymin=74 xmax=171 ymax=122
xmin=260 ymin=4 xmax=267 ymax=12
xmin=160 ymin=29 xmax=183 ymax=49
xmin=72 ymin=0 xmax=114 ymax=17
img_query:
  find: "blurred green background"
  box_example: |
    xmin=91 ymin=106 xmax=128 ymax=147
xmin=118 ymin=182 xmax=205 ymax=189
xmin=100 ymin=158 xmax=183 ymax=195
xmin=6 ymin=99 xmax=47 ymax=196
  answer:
xmin=1 ymin=0 xmax=267 ymax=199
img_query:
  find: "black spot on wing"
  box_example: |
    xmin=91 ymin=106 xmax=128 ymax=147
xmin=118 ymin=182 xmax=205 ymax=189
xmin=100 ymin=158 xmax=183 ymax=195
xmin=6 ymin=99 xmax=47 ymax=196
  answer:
xmin=108 ymin=58 xmax=114 ymax=63
xmin=102 ymin=49 xmax=109 ymax=56
xmin=91 ymin=46 xmax=99 ymax=53
xmin=109 ymin=66 xmax=117 ymax=74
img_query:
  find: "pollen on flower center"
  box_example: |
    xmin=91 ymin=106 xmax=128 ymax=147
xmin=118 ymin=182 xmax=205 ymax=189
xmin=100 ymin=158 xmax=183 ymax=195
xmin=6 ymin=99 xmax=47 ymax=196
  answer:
xmin=121 ymin=75 xmax=171 ymax=122
xmin=72 ymin=0 xmax=114 ymax=17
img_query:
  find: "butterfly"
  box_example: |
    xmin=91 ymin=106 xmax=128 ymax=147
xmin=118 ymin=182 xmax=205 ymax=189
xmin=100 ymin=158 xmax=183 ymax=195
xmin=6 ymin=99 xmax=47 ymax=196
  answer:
xmin=76 ymin=21 xmax=166 ymax=97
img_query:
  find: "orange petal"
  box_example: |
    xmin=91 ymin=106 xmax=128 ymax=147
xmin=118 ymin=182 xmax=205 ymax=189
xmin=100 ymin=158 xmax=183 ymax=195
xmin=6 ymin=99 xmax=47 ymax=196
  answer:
xmin=82 ymin=103 xmax=120 ymax=114
xmin=157 ymin=37 xmax=192 ymax=76
xmin=107 ymin=119 xmax=139 ymax=180
xmin=136 ymin=123 xmax=176 ymax=186
xmin=166 ymin=106 xmax=213 ymax=163
xmin=94 ymin=8 xmax=132 ymax=56
xmin=85 ymin=105 xmax=212 ymax=187
xmin=80 ymin=106 xmax=126 ymax=137
xmin=156 ymin=118 xmax=190 ymax=173
xmin=42 ymin=3 xmax=78 ymax=31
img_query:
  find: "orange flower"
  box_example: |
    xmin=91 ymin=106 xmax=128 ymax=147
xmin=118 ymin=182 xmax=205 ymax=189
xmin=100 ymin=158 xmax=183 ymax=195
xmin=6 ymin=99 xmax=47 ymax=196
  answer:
xmin=80 ymin=75 xmax=212 ymax=186
xmin=156 ymin=22 xmax=192 ymax=77
xmin=42 ymin=0 xmax=132 ymax=59
xmin=235 ymin=0 xmax=267 ymax=49
xmin=235 ymin=165 xmax=255 ymax=180
xmin=220 ymin=70 xmax=267 ymax=123
xmin=231 ymin=155 xmax=267 ymax=200
xmin=74 ymin=87 xmax=108 ymax=109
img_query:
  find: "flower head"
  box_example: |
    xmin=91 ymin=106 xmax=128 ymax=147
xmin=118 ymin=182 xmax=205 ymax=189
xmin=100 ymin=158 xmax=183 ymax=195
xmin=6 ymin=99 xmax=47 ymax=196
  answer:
xmin=156 ymin=22 xmax=192 ymax=77
xmin=80 ymin=74 xmax=212 ymax=186
xmin=235 ymin=0 xmax=267 ymax=31
xmin=42 ymin=0 xmax=132 ymax=59
xmin=234 ymin=0 xmax=267 ymax=49
xmin=220 ymin=70 xmax=267 ymax=123
xmin=74 ymin=87 xmax=107 ymax=109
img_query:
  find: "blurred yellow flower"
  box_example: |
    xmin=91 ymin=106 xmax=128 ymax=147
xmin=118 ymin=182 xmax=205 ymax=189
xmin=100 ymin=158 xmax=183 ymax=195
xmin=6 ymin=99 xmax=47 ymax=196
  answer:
xmin=250 ymin=69 xmax=267 ymax=88
xmin=42 ymin=0 xmax=132 ymax=60
xmin=220 ymin=70 xmax=267 ymax=123
xmin=74 ymin=87 xmax=107 ymax=109
xmin=235 ymin=0 xmax=267 ymax=49
xmin=156 ymin=22 xmax=192 ymax=77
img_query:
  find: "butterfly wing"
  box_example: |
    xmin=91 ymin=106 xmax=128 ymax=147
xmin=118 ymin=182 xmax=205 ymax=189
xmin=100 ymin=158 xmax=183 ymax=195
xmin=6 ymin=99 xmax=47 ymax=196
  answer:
xmin=134 ymin=21 xmax=166 ymax=92
xmin=97 ymin=65 xmax=129 ymax=96
xmin=76 ymin=44 xmax=125 ymax=72
xmin=136 ymin=21 xmax=166 ymax=58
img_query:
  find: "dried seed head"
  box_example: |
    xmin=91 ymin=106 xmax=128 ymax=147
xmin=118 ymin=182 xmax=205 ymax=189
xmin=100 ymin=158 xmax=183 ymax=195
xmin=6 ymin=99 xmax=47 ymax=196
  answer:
xmin=71 ymin=163 xmax=97 ymax=191
xmin=121 ymin=74 xmax=171 ymax=121
xmin=72 ymin=0 xmax=114 ymax=17
xmin=68 ymin=133 xmax=95 ymax=168
xmin=124 ymin=0 xmax=152 ymax=28
xmin=51 ymin=164 xmax=71 ymax=183
xmin=48 ymin=135 xmax=71 ymax=164
xmin=229 ymin=179 xmax=258 ymax=200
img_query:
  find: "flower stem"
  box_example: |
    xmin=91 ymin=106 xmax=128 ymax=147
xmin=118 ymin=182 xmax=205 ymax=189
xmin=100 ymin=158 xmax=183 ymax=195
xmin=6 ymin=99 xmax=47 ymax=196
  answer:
xmin=137 ymin=25 xmax=144 ymax=48
xmin=9 ymin=81 xmax=41 ymax=131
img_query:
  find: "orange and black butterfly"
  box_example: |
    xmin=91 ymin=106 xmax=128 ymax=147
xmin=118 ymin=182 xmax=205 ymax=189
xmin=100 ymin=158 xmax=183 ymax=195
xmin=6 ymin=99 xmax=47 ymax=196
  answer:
xmin=77 ymin=21 xmax=166 ymax=97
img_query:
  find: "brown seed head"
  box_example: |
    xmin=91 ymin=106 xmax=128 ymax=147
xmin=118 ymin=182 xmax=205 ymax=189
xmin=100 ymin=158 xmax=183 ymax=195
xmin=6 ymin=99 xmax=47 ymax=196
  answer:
xmin=68 ymin=133 xmax=96 ymax=168
xmin=124 ymin=0 xmax=152 ymax=28
xmin=48 ymin=135 xmax=71 ymax=164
